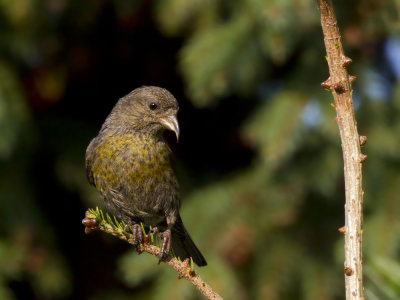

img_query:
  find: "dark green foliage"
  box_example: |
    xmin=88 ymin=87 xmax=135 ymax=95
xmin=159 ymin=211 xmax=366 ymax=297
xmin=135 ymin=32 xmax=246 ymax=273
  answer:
xmin=0 ymin=0 xmax=399 ymax=299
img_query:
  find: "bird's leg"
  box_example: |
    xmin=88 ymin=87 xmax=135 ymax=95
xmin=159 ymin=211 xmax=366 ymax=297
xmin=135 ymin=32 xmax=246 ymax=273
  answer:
xmin=132 ymin=224 xmax=144 ymax=245
xmin=157 ymin=215 xmax=177 ymax=263
xmin=124 ymin=223 xmax=144 ymax=250
xmin=147 ymin=226 xmax=172 ymax=263
xmin=158 ymin=228 xmax=171 ymax=264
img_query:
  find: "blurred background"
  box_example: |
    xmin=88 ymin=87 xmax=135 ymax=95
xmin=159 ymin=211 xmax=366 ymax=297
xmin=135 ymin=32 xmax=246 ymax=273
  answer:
xmin=0 ymin=0 xmax=399 ymax=299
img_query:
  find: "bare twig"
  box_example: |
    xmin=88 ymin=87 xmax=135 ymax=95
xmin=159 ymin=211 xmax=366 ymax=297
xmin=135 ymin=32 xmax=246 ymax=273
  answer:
xmin=82 ymin=210 xmax=222 ymax=300
xmin=317 ymin=1 xmax=365 ymax=299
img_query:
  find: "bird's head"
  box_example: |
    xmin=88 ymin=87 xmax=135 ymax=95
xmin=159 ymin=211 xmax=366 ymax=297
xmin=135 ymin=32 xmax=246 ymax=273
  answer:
xmin=103 ymin=86 xmax=180 ymax=141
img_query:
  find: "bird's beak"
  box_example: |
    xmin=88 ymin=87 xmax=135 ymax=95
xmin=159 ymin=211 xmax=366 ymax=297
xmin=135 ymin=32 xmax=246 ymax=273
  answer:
xmin=160 ymin=115 xmax=180 ymax=142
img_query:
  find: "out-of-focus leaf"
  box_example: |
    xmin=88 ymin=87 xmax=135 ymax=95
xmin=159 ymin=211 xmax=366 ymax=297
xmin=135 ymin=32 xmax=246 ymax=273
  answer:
xmin=149 ymin=267 xmax=193 ymax=300
xmin=253 ymin=0 xmax=318 ymax=65
xmin=365 ymin=256 xmax=400 ymax=299
xmin=118 ymin=251 xmax=161 ymax=287
xmin=179 ymin=16 xmax=253 ymax=106
xmin=154 ymin=0 xmax=219 ymax=36
xmin=196 ymin=256 xmax=244 ymax=300
xmin=31 ymin=253 xmax=72 ymax=298
xmin=253 ymin=238 xmax=302 ymax=299
xmin=0 ymin=0 xmax=32 ymax=27
xmin=242 ymin=91 xmax=306 ymax=166
xmin=0 ymin=238 xmax=27 ymax=279
xmin=0 ymin=278 xmax=15 ymax=300
xmin=0 ymin=62 xmax=30 ymax=159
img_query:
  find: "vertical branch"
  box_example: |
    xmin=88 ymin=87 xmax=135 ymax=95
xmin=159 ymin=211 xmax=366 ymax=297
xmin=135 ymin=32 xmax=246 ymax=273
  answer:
xmin=317 ymin=1 xmax=365 ymax=299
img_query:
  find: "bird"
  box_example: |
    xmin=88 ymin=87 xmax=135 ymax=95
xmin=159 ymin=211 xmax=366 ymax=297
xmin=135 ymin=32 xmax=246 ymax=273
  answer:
xmin=85 ymin=86 xmax=207 ymax=266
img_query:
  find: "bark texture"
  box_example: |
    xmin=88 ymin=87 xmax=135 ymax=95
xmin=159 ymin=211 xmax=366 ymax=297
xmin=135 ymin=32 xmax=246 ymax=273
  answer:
xmin=317 ymin=1 xmax=365 ymax=299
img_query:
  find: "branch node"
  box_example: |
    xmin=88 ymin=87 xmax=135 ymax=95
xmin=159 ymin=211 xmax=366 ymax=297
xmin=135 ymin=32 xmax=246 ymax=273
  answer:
xmin=82 ymin=211 xmax=99 ymax=234
xmin=321 ymin=78 xmax=332 ymax=90
xmin=338 ymin=226 xmax=346 ymax=234
xmin=189 ymin=268 xmax=196 ymax=277
xmin=178 ymin=258 xmax=191 ymax=279
xmin=359 ymin=154 xmax=367 ymax=163
xmin=349 ymin=75 xmax=357 ymax=84
xmin=183 ymin=258 xmax=190 ymax=268
xmin=359 ymin=135 xmax=367 ymax=146
xmin=342 ymin=56 xmax=353 ymax=67
xmin=143 ymin=235 xmax=150 ymax=244
xmin=344 ymin=267 xmax=354 ymax=276
xmin=333 ymin=82 xmax=345 ymax=94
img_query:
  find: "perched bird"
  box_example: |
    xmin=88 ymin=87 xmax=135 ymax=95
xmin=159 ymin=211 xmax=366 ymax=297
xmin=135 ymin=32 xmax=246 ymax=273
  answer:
xmin=85 ymin=86 xmax=207 ymax=266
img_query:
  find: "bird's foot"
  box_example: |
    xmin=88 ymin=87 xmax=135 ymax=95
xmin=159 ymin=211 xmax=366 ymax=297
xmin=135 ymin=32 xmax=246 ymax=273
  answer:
xmin=82 ymin=211 xmax=99 ymax=234
xmin=158 ymin=229 xmax=171 ymax=264
xmin=143 ymin=226 xmax=158 ymax=244
xmin=149 ymin=226 xmax=159 ymax=235
xmin=142 ymin=226 xmax=172 ymax=262
xmin=124 ymin=223 xmax=144 ymax=251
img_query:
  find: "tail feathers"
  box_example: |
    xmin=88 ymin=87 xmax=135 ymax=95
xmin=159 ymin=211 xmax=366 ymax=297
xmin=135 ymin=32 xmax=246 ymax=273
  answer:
xmin=171 ymin=220 xmax=207 ymax=267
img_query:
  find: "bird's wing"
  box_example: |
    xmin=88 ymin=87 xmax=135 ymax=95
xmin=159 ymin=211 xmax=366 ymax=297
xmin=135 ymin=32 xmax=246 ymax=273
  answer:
xmin=108 ymin=188 xmax=136 ymax=217
xmin=85 ymin=137 xmax=98 ymax=186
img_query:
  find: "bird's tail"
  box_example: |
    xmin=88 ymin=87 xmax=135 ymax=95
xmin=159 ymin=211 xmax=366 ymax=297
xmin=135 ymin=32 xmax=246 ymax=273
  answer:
xmin=171 ymin=216 xmax=207 ymax=267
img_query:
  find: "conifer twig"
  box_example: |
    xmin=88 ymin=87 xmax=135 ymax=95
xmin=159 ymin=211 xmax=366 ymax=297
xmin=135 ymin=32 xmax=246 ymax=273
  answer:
xmin=82 ymin=209 xmax=222 ymax=300
xmin=317 ymin=1 xmax=365 ymax=299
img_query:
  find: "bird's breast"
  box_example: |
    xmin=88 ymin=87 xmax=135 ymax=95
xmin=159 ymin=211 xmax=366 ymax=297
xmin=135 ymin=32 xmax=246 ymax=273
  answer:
xmin=92 ymin=133 xmax=174 ymax=193
xmin=91 ymin=132 xmax=180 ymax=222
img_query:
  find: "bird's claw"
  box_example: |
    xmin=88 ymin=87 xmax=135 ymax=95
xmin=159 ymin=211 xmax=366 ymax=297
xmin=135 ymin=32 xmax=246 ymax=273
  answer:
xmin=125 ymin=223 xmax=144 ymax=251
xmin=158 ymin=229 xmax=171 ymax=263
xmin=125 ymin=225 xmax=171 ymax=262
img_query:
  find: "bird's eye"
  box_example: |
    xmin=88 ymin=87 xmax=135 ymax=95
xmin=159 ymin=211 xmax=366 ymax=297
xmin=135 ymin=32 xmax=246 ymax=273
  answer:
xmin=149 ymin=102 xmax=158 ymax=110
